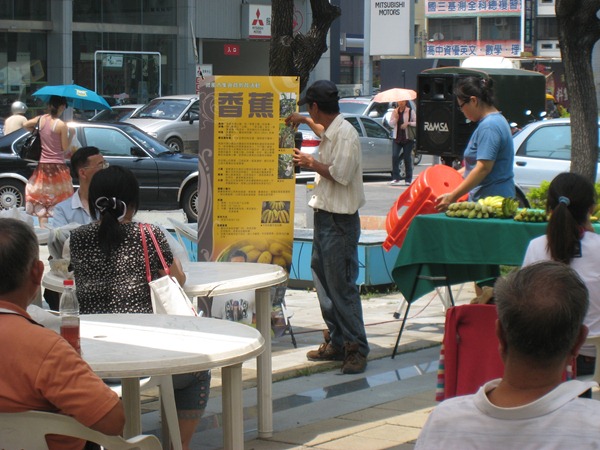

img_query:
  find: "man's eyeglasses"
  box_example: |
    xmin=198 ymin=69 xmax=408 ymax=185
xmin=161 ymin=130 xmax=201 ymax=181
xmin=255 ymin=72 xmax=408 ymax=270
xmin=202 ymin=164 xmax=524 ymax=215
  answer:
xmin=82 ymin=161 xmax=109 ymax=170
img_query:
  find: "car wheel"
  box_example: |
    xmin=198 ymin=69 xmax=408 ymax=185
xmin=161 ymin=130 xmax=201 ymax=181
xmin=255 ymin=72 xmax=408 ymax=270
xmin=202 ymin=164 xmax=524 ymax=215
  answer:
xmin=413 ymin=150 xmax=422 ymax=166
xmin=515 ymin=186 xmax=530 ymax=208
xmin=0 ymin=179 xmax=25 ymax=209
xmin=181 ymin=183 xmax=198 ymax=223
xmin=166 ymin=137 xmax=184 ymax=152
xmin=398 ymin=160 xmax=406 ymax=180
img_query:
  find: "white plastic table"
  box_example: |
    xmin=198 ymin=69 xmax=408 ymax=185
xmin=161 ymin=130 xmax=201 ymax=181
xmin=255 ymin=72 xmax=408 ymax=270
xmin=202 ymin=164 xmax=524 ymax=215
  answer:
xmin=44 ymin=261 xmax=288 ymax=438
xmin=81 ymin=314 xmax=264 ymax=450
xmin=181 ymin=262 xmax=288 ymax=438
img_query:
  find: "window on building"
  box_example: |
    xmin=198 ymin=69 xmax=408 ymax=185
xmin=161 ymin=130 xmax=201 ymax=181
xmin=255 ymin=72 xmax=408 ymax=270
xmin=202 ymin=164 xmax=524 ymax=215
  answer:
xmin=537 ymin=17 xmax=558 ymax=40
xmin=0 ymin=0 xmax=49 ymax=20
xmin=74 ymin=0 xmax=176 ymax=26
xmin=339 ymin=54 xmax=363 ymax=86
xmin=480 ymin=17 xmax=521 ymax=41
xmin=0 ymin=32 xmax=47 ymax=117
xmin=73 ymin=32 xmax=176 ymax=101
xmin=428 ymin=18 xmax=476 ymax=41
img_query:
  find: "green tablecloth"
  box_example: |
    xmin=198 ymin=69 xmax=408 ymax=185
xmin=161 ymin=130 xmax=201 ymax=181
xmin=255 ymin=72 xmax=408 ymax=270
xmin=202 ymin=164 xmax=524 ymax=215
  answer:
xmin=391 ymin=213 xmax=550 ymax=303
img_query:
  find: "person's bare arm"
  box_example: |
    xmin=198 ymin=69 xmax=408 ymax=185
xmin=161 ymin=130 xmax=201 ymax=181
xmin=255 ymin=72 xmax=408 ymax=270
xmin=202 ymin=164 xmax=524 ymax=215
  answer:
xmin=159 ymin=256 xmax=186 ymax=285
xmin=388 ymin=109 xmax=400 ymax=128
xmin=56 ymin=120 xmax=74 ymax=151
xmin=285 ymin=112 xmax=324 ymax=137
xmin=293 ymin=147 xmax=334 ymax=181
xmin=88 ymin=401 xmax=125 ymax=436
xmin=435 ymin=160 xmax=495 ymax=211
xmin=23 ymin=116 xmax=42 ymax=132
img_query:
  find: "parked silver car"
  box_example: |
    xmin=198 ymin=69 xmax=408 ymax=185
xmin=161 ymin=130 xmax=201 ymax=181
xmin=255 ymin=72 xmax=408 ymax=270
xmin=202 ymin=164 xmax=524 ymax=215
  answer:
xmin=89 ymin=104 xmax=144 ymax=122
xmin=296 ymin=114 xmax=393 ymax=176
xmin=125 ymin=95 xmax=199 ymax=153
xmin=339 ymin=96 xmax=392 ymax=123
xmin=512 ymin=117 xmax=600 ymax=191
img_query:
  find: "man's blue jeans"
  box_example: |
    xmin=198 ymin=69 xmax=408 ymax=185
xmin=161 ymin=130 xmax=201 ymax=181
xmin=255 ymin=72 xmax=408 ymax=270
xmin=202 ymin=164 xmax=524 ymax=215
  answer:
xmin=311 ymin=209 xmax=369 ymax=357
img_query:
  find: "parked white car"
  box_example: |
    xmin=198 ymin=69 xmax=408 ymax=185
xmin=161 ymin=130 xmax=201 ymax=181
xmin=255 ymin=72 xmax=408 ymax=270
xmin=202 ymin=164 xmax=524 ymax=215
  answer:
xmin=125 ymin=95 xmax=199 ymax=153
xmin=512 ymin=117 xmax=599 ymax=191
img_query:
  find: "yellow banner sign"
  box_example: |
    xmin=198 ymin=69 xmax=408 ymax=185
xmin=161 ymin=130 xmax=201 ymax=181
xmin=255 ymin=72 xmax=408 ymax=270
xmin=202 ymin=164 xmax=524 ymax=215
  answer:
xmin=196 ymin=75 xmax=298 ymax=277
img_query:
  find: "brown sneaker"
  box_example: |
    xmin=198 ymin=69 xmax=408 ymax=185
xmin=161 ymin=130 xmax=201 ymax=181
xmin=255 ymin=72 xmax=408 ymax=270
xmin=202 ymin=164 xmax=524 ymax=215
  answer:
xmin=306 ymin=330 xmax=344 ymax=361
xmin=341 ymin=342 xmax=367 ymax=374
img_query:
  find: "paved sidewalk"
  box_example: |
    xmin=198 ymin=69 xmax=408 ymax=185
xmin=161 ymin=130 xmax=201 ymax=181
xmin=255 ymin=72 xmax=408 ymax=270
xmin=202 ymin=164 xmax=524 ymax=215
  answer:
xmin=187 ymin=282 xmax=478 ymax=449
xmin=37 ymin=220 xmax=477 ymax=449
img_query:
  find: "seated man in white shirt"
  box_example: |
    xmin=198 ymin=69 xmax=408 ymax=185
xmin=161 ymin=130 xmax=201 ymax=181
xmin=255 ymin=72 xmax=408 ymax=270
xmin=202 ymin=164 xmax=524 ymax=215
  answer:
xmin=51 ymin=146 xmax=108 ymax=228
xmin=45 ymin=147 xmax=107 ymax=310
xmin=416 ymin=261 xmax=600 ymax=449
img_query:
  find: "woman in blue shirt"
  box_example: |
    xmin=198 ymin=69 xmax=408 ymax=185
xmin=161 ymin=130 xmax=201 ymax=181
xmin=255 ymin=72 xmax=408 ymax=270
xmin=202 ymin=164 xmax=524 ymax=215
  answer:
xmin=436 ymin=76 xmax=515 ymax=211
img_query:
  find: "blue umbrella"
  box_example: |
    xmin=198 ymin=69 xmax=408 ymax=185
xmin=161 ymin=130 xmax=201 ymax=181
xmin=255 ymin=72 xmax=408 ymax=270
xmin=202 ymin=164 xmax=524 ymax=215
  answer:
xmin=32 ymin=84 xmax=112 ymax=110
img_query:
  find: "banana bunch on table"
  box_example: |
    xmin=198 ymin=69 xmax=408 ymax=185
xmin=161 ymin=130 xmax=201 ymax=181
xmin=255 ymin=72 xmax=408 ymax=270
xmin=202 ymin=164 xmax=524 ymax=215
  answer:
xmin=445 ymin=196 xmax=520 ymax=219
xmin=513 ymin=208 xmax=549 ymax=222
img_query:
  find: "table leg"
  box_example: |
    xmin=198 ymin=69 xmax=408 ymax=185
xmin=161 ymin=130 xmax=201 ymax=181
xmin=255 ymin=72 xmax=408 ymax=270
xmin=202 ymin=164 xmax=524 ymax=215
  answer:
xmin=222 ymin=363 xmax=244 ymax=450
xmin=255 ymin=286 xmax=273 ymax=438
xmin=157 ymin=375 xmax=182 ymax=450
xmin=121 ymin=378 xmax=141 ymax=438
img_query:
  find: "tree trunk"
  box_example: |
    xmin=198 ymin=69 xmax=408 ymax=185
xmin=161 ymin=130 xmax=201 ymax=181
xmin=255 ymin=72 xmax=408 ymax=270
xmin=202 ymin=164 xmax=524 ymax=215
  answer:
xmin=269 ymin=0 xmax=341 ymax=92
xmin=556 ymin=0 xmax=600 ymax=182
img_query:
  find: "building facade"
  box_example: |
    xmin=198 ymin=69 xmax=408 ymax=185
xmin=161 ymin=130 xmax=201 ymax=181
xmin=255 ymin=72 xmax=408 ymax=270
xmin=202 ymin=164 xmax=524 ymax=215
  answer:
xmin=2 ymin=1 xmax=586 ymax=119
xmin=0 ymin=0 xmax=312 ymax=118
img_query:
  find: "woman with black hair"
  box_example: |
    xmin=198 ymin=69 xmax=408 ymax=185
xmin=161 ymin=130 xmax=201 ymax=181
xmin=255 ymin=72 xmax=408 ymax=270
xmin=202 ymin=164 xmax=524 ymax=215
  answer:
xmin=523 ymin=172 xmax=600 ymax=376
xmin=23 ymin=95 xmax=75 ymax=227
xmin=69 ymin=166 xmax=208 ymax=449
xmin=436 ymin=76 xmax=515 ymax=211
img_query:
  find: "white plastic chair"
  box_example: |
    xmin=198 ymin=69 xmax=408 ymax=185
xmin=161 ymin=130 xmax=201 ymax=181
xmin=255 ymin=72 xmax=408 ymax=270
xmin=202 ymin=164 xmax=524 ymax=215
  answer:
xmin=168 ymin=218 xmax=198 ymax=262
xmin=168 ymin=218 xmax=198 ymax=242
xmin=583 ymin=335 xmax=600 ymax=384
xmin=0 ymin=410 xmax=162 ymax=449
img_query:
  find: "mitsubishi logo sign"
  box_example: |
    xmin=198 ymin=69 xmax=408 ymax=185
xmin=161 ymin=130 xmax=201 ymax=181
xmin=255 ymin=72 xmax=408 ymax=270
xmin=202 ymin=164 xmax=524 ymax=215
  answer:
xmin=252 ymin=9 xmax=264 ymax=26
xmin=247 ymin=4 xmax=271 ymax=39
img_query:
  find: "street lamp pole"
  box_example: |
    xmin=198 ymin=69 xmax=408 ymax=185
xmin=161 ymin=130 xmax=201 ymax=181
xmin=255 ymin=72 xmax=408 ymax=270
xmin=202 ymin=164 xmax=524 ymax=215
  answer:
xmin=362 ymin=2 xmax=371 ymax=96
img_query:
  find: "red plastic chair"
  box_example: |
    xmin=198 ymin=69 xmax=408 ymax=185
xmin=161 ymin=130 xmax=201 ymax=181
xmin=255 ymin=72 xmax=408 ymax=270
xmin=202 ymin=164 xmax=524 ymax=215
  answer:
xmin=435 ymin=304 xmax=504 ymax=401
xmin=383 ymin=164 xmax=467 ymax=250
xmin=435 ymin=303 xmax=574 ymax=401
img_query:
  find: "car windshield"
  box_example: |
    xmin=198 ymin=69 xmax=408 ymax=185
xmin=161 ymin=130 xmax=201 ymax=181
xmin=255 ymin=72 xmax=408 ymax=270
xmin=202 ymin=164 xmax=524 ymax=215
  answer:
xmin=339 ymin=101 xmax=368 ymax=115
xmin=119 ymin=125 xmax=172 ymax=155
xmin=132 ymin=99 xmax=188 ymax=120
xmin=92 ymin=108 xmax=136 ymax=122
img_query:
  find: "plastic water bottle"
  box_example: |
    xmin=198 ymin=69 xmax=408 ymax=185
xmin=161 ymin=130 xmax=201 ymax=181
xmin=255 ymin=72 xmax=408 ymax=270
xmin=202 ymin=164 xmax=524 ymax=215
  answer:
xmin=59 ymin=279 xmax=80 ymax=354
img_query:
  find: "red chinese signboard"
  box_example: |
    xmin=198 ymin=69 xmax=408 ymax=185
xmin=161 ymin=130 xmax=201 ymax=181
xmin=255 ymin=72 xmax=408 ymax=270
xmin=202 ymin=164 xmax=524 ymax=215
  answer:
xmin=224 ymin=44 xmax=240 ymax=56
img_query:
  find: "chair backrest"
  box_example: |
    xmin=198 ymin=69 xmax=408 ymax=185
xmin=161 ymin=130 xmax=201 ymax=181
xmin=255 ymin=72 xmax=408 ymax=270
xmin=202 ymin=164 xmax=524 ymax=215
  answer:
xmin=167 ymin=218 xmax=198 ymax=262
xmin=436 ymin=304 xmax=504 ymax=401
xmin=583 ymin=335 xmax=600 ymax=384
xmin=168 ymin=218 xmax=198 ymax=242
xmin=0 ymin=410 xmax=162 ymax=450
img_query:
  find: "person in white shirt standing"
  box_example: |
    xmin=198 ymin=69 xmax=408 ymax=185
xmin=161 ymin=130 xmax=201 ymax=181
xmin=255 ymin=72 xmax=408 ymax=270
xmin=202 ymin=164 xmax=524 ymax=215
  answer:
xmin=416 ymin=261 xmax=600 ymax=449
xmin=286 ymin=80 xmax=369 ymax=374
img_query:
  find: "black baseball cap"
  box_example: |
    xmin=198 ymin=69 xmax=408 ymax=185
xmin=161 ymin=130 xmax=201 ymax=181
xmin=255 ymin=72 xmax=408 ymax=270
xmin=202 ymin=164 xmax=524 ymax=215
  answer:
xmin=298 ymin=80 xmax=339 ymax=106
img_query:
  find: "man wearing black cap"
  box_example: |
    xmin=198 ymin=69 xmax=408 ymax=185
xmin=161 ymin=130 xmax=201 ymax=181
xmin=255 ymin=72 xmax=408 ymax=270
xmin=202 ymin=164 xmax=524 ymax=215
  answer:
xmin=286 ymin=80 xmax=369 ymax=374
